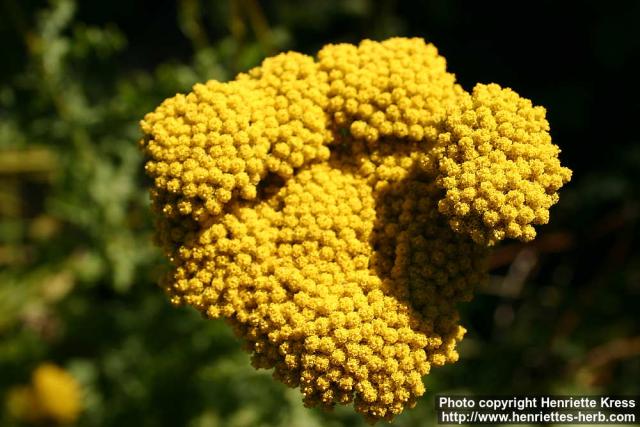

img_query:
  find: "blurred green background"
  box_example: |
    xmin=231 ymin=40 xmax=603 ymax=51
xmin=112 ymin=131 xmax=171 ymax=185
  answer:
xmin=1 ymin=0 xmax=638 ymax=426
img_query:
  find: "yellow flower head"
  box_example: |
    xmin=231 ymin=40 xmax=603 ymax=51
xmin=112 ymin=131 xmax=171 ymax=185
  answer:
xmin=6 ymin=363 xmax=82 ymax=425
xmin=434 ymin=83 xmax=572 ymax=245
xmin=139 ymin=37 xmax=570 ymax=422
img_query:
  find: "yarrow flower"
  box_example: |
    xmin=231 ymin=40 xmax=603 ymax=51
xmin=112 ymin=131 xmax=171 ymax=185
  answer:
xmin=5 ymin=363 xmax=83 ymax=425
xmin=139 ymin=37 xmax=571 ymax=422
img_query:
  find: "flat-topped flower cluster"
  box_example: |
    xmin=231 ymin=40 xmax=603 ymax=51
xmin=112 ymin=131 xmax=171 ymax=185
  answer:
xmin=139 ymin=37 xmax=571 ymax=422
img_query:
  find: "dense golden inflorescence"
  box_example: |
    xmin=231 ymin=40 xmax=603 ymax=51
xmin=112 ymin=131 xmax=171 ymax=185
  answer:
xmin=434 ymin=83 xmax=572 ymax=245
xmin=6 ymin=363 xmax=83 ymax=425
xmin=139 ymin=37 xmax=570 ymax=422
xmin=319 ymin=38 xmax=463 ymax=144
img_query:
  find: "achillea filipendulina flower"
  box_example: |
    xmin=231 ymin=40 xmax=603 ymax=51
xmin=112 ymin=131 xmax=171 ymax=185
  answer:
xmin=434 ymin=83 xmax=572 ymax=245
xmin=139 ymin=37 xmax=571 ymax=422
xmin=6 ymin=363 xmax=82 ymax=425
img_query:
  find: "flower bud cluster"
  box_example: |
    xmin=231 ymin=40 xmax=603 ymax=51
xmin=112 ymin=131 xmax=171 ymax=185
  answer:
xmin=318 ymin=38 xmax=462 ymax=144
xmin=434 ymin=83 xmax=572 ymax=245
xmin=140 ymin=52 xmax=331 ymax=223
xmin=139 ymin=38 xmax=570 ymax=422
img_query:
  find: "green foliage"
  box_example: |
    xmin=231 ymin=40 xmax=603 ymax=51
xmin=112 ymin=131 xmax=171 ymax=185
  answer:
xmin=0 ymin=0 xmax=638 ymax=426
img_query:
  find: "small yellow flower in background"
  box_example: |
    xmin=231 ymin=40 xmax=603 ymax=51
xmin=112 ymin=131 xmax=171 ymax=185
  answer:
xmin=139 ymin=37 xmax=571 ymax=422
xmin=6 ymin=363 xmax=82 ymax=425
